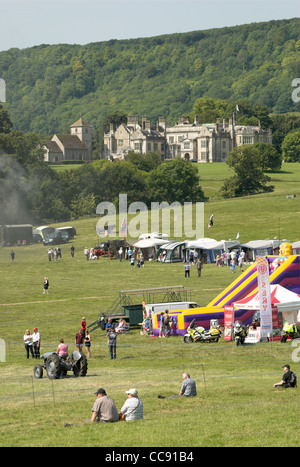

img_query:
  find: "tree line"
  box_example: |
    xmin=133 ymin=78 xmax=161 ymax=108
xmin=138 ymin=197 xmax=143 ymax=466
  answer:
xmin=0 ymin=95 xmax=299 ymax=224
xmin=0 ymin=18 xmax=299 ymax=137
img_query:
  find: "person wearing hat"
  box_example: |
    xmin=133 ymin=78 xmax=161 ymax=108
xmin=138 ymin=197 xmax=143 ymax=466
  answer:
xmin=119 ymin=388 xmax=144 ymax=421
xmin=90 ymin=388 xmax=119 ymax=423
xmin=32 ymin=327 xmax=41 ymax=359
xmin=273 ymin=364 xmax=297 ymax=388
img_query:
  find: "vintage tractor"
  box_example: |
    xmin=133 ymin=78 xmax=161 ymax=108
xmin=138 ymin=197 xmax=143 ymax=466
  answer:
xmin=33 ymin=351 xmax=88 ymax=380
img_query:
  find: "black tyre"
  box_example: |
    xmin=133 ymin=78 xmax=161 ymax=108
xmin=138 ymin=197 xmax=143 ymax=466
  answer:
xmin=211 ymin=337 xmax=219 ymax=343
xmin=183 ymin=335 xmax=193 ymax=344
xmin=235 ymin=337 xmax=240 ymax=346
xmin=33 ymin=364 xmax=43 ymax=379
xmin=73 ymin=353 xmax=88 ymax=377
xmin=281 ymin=335 xmax=287 ymax=343
xmin=46 ymin=353 xmax=62 ymax=379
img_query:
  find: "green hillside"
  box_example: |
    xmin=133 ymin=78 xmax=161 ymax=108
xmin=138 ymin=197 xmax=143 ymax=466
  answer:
xmin=0 ymin=18 xmax=299 ymax=135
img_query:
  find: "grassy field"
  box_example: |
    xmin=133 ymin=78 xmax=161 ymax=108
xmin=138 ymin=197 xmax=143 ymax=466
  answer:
xmin=1 ymin=162 xmax=300 ymax=448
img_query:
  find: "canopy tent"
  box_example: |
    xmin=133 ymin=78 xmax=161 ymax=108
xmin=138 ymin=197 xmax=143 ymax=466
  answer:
xmin=156 ymin=241 xmax=187 ymax=263
xmin=233 ymin=284 xmax=300 ymax=324
xmin=186 ymin=238 xmax=240 ymax=263
xmin=239 ymin=239 xmax=283 ymax=261
xmin=132 ymin=236 xmax=169 ymax=260
xmin=292 ymin=241 xmax=300 ymax=254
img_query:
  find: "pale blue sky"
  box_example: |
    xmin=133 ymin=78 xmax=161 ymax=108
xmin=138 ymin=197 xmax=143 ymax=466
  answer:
xmin=0 ymin=0 xmax=299 ymax=52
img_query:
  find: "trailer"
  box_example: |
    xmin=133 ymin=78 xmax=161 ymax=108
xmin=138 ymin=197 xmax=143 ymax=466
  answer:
xmin=0 ymin=224 xmax=33 ymax=246
xmin=88 ymin=285 xmax=192 ymax=332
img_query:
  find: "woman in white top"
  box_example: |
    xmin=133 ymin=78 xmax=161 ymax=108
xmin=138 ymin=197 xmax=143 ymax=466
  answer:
xmin=24 ymin=329 xmax=34 ymax=359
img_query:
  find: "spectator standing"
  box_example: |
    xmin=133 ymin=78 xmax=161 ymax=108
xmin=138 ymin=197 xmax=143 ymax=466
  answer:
xmin=24 ymin=329 xmax=34 ymax=359
xmin=43 ymin=277 xmax=49 ymax=294
xmin=75 ymin=329 xmax=84 ymax=352
xmin=84 ymin=247 xmax=89 ymax=260
xmin=32 ymin=327 xmax=41 ymax=358
xmin=184 ymin=262 xmax=191 ymax=278
xmin=10 ymin=250 xmax=15 ymax=263
xmin=196 ymin=257 xmax=202 ymax=277
xmin=85 ymin=329 xmax=91 ymax=358
xmin=107 ymin=328 xmax=117 ymax=359
xmin=71 ymin=245 xmax=75 ymax=258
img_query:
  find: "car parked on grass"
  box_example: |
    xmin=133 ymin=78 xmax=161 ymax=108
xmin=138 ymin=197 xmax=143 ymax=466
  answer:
xmin=42 ymin=229 xmax=71 ymax=245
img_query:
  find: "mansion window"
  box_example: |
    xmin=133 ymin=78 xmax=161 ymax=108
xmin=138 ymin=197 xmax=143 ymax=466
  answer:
xmin=242 ymin=136 xmax=253 ymax=144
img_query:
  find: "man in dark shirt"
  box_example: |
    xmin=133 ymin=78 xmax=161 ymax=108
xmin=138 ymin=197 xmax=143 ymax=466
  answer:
xmin=273 ymin=364 xmax=296 ymax=388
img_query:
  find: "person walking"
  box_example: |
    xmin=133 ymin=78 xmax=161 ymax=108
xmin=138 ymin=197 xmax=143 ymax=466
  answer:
xmin=32 ymin=327 xmax=41 ymax=359
xmin=10 ymin=250 xmax=15 ymax=263
xmin=24 ymin=329 xmax=34 ymax=359
xmin=184 ymin=262 xmax=191 ymax=278
xmin=84 ymin=247 xmax=89 ymax=260
xmin=119 ymin=388 xmax=144 ymax=421
xmin=43 ymin=277 xmax=49 ymax=294
xmin=71 ymin=245 xmax=75 ymax=258
xmin=196 ymin=257 xmax=202 ymax=277
xmin=107 ymin=328 xmax=117 ymax=359
xmin=90 ymin=388 xmax=119 ymax=423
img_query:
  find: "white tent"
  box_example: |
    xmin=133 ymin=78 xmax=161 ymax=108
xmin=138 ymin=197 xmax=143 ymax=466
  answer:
xmin=240 ymin=239 xmax=284 ymax=260
xmin=133 ymin=233 xmax=169 ymax=260
xmin=186 ymin=238 xmax=240 ymax=263
xmin=292 ymin=241 xmax=300 ymax=254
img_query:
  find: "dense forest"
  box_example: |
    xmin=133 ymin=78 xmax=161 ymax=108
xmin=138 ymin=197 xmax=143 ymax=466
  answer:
xmin=0 ymin=18 xmax=300 ymax=225
xmin=0 ymin=18 xmax=299 ymax=138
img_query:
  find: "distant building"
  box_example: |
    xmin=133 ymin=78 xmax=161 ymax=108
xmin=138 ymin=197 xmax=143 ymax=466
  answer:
xmin=43 ymin=118 xmax=92 ymax=163
xmin=104 ymin=114 xmax=272 ymax=162
xmin=103 ymin=115 xmax=166 ymax=160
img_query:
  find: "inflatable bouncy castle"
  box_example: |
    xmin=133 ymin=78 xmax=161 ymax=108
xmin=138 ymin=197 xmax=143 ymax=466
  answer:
xmin=152 ymin=245 xmax=300 ymax=336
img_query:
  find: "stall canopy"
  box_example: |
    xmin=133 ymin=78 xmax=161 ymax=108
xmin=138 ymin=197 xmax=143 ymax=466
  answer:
xmin=239 ymin=239 xmax=283 ymax=260
xmin=186 ymin=238 xmax=240 ymax=263
xmin=156 ymin=241 xmax=187 ymax=263
xmin=292 ymin=241 xmax=300 ymax=254
xmin=132 ymin=233 xmax=169 ymax=260
xmin=233 ymin=284 xmax=300 ymax=313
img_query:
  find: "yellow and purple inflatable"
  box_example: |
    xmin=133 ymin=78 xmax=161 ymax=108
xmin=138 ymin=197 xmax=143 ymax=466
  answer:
xmin=152 ymin=251 xmax=300 ymax=336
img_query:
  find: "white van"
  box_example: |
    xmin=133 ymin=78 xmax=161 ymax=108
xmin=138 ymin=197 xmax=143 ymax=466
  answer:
xmin=145 ymin=301 xmax=200 ymax=317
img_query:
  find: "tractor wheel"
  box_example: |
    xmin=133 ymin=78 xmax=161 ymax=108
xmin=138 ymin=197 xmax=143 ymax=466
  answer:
xmin=33 ymin=364 xmax=43 ymax=379
xmin=46 ymin=353 xmax=62 ymax=379
xmin=73 ymin=353 xmax=88 ymax=377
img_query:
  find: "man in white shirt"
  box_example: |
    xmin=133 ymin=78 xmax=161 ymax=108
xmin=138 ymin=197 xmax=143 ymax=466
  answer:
xmin=32 ymin=327 xmax=41 ymax=358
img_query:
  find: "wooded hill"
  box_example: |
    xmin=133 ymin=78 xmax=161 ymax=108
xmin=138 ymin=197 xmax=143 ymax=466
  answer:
xmin=0 ymin=18 xmax=299 ymax=136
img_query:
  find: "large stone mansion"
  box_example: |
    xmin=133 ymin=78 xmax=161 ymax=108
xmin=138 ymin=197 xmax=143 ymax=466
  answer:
xmin=104 ymin=114 xmax=272 ymax=163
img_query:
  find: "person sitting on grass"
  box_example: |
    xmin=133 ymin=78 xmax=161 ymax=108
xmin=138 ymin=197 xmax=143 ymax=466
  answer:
xmin=158 ymin=373 xmax=197 ymax=399
xmin=273 ymin=364 xmax=297 ymax=388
